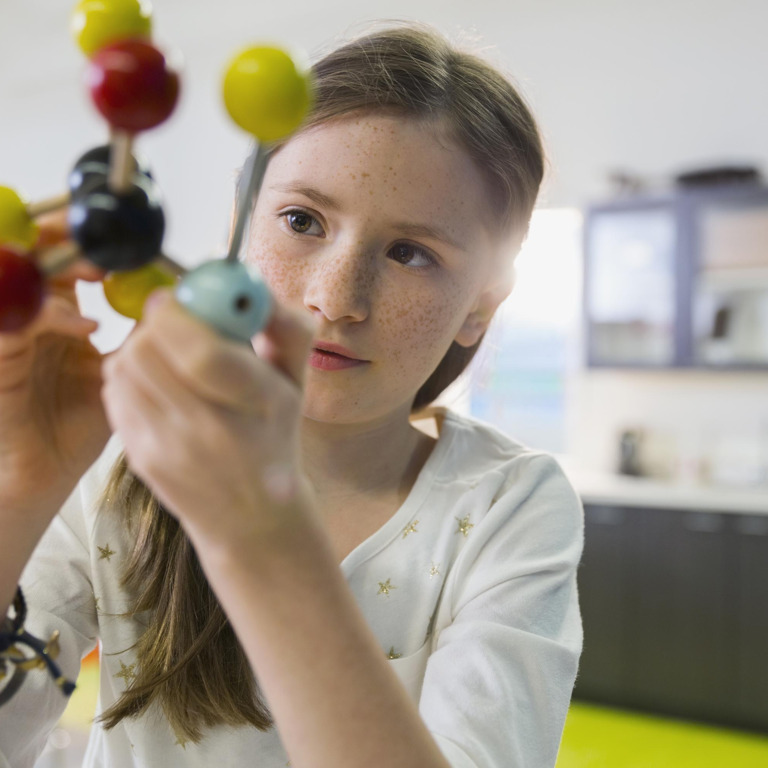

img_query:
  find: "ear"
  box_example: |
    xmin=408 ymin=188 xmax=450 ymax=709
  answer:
xmin=454 ymin=265 xmax=517 ymax=348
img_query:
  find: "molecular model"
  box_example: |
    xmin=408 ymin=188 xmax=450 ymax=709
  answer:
xmin=0 ymin=0 xmax=313 ymax=343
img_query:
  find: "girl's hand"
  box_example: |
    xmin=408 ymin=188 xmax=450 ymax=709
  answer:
xmin=0 ymin=209 xmax=109 ymax=517
xmin=100 ymin=289 xmax=318 ymax=552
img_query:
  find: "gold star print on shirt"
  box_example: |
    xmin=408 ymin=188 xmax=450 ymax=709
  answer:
xmin=455 ymin=515 xmax=474 ymax=537
xmin=402 ymin=520 xmax=419 ymax=538
xmin=387 ymin=647 xmax=403 ymax=660
xmin=97 ymin=543 xmax=116 ymax=561
xmin=377 ymin=578 xmax=397 ymax=597
xmin=114 ymin=660 xmax=136 ymax=686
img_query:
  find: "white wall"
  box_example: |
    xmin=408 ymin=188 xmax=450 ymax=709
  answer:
xmin=565 ymin=368 xmax=768 ymax=484
xmin=2 ymin=0 xmax=766 ymax=256
xmin=2 ymin=0 xmax=766 ymax=479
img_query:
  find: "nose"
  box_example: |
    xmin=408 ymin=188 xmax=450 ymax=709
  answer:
xmin=303 ymin=242 xmax=374 ymax=323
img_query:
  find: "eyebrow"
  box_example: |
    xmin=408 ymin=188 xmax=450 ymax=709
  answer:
xmin=392 ymin=221 xmax=465 ymax=252
xmin=270 ymin=182 xmax=466 ymax=252
xmin=271 ymin=183 xmax=341 ymax=212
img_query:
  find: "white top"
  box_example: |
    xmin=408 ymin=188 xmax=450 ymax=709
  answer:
xmin=0 ymin=408 xmax=584 ymax=768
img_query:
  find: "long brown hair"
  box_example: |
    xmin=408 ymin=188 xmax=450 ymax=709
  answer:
xmin=99 ymin=22 xmax=545 ymax=742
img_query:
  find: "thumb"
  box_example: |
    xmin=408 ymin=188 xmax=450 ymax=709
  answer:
xmin=252 ymin=302 xmax=318 ymax=388
xmin=34 ymin=207 xmax=69 ymax=249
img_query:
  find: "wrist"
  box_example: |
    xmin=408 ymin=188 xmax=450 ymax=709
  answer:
xmin=1 ymin=585 xmax=77 ymax=701
xmin=0 ymin=520 xmax=49 ymax=619
xmin=184 ymin=475 xmax=326 ymax=575
xmin=0 ymin=464 xmax=78 ymax=520
xmin=0 ymin=480 xmax=76 ymax=620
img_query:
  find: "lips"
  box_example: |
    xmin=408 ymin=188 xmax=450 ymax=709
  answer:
xmin=312 ymin=341 xmax=367 ymax=361
xmin=309 ymin=348 xmax=369 ymax=371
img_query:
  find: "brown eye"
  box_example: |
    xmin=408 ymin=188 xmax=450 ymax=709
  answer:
xmin=287 ymin=211 xmax=314 ymax=233
xmin=387 ymin=242 xmax=437 ymax=270
xmin=391 ymin=244 xmax=411 ymax=263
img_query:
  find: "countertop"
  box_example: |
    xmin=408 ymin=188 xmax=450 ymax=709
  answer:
xmin=555 ymin=456 xmax=768 ymax=515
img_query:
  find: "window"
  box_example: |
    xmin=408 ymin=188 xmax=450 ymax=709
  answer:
xmin=438 ymin=209 xmax=583 ymax=453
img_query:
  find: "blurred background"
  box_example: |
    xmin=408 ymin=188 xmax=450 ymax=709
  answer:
xmin=2 ymin=0 xmax=768 ymax=765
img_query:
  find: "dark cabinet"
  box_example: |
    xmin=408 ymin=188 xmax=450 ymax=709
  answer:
xmin=574 ymin=503 xmax=768 ymax=731
xmin=584 ymin=184 xmax=768 ymax=369
xmin=734 ymin=514 xmax=768 ymax=728
xmin=573 ymin=505 xmax=630 ymax=702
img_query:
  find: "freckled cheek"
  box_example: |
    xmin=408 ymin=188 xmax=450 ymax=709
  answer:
xmin=384 ymin=288 xmax=466 ymax=368
xmin=247 ymin=231 xmax=309 ymax=306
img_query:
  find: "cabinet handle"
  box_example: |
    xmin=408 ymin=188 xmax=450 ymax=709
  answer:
xmin=682 ymin=512 xmax=724 ymax=532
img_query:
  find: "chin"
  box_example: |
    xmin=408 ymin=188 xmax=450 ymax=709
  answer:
xmin=301 ymin=408 xmax=368 ymax=426
xmin=301 ymin=394 xmax=416 ymax=428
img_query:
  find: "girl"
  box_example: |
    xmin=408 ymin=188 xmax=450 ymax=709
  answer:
xmin=0 ymin=23 xmax=583 ymax=768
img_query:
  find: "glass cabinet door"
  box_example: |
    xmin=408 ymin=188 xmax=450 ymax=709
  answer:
xmin=586 ymin=206 xmax=678 ymax=366
xmin=692 ymin=198 xmax=768 ymax=367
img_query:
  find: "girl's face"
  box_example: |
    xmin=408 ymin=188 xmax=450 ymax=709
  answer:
xmin=247 ymin=113 xmax=510 ymax=425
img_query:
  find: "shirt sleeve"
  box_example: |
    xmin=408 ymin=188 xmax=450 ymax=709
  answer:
xmin=419 ymin=453 xmax=584 ymax=768
xmin=0 ymin=477 xmax=100 ymax=768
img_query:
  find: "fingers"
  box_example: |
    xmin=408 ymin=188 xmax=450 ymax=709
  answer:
xmin=109 ymin=289 xmax=316 ymax=417
xmin=100 ymin=348 xmax=169 ymax=460
xmin=34 ymin=208 xmax=69 ymax=248
xmin=33 ymin=206 xmax=107 ymax=289
xmin=103 ymin=325 xmax=207 ymax=419
xmin=252 ymin=301 xmax=318 ymax=389
xmin=132 ymin=290 xmax=269 ymax=414
xmin=0 ymin=295 xmax=97 ymax=356
xmin=33 ymin=295 xmax=99 ymax=338
xmin=0 ymin=295 xmax=98 ymax=395
xmin=47 ymin=260 xmax=107 ymax=287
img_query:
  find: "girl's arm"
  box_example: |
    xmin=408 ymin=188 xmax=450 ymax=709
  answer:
xmin=0 ymin=209 xmax=109 ymax=617
xmin=190 ymin=492 xmax=452 ymax=768
xmin=100 ymin=293 xmax=452 ymax=768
